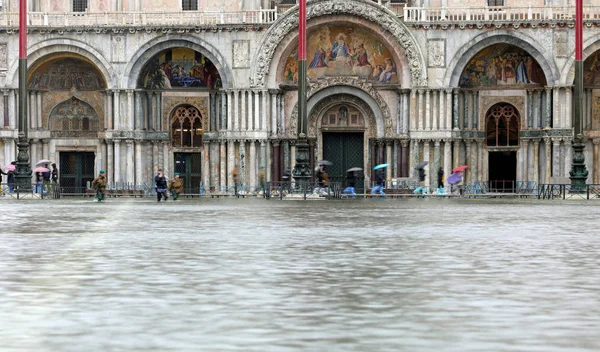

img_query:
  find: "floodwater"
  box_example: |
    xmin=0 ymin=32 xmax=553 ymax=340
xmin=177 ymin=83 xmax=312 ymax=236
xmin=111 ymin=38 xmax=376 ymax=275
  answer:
xmin=0 ymin=197 xmax=599 ymax=352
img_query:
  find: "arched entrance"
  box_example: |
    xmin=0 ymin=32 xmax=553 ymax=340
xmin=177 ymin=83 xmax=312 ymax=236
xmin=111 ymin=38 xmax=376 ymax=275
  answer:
xmin=486 ymin=103 xmax=520 ymax=192
xmin=320 ymin=104 xmax=366 ymax=191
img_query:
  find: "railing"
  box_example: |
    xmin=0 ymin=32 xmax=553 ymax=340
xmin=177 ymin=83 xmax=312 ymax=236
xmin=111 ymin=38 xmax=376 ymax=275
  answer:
xmin=402 ymin=5 xmax=600 ymax=24
xmin=538 ymin=184 xmax=600 ymax=200
xmin=0 ymin=182 xmax=60 ymax=200
xmin=265 ymin=181 xmax=343 ymax=200
xmin=0 ymin=9 xmax=278 ymax=27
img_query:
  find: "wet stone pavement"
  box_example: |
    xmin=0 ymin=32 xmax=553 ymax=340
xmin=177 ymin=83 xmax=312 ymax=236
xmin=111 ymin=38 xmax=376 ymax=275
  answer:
xmin=0 ymin=197 xmax=599 ymax=352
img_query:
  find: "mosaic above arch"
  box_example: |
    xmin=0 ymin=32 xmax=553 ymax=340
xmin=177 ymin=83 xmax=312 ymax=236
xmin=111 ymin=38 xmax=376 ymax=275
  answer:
xmin=28 ymin=56 xmax=106 ymax=90
xmin=138 ymin=48 xmax=222 ymax=89
xmin=459 ymin=44 xmax=546 ymax=87
xmin=584 ymin=51 xmax=600 ymax=86
xmin=282 ymin=25 xmax=399 ymax=84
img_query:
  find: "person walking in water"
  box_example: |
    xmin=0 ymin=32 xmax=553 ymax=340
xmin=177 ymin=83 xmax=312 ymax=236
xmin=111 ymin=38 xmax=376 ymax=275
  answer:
xmin=168 ymin=172 xmax=184 ymax=201
xmin=155 ymin=169 xmax=169 ymax=202
xmin=437 ymin=167 xmax=446 ymax=195
xmin=371 ymin=169 xmax=385 ymax=195
xmin=92 ymin=170 xmax=107 ymax=202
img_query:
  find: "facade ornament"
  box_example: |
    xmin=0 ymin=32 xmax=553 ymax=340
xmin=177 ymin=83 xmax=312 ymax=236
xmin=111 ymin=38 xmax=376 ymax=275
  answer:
xmin=251 ymin=0 xmax=426 ymax=88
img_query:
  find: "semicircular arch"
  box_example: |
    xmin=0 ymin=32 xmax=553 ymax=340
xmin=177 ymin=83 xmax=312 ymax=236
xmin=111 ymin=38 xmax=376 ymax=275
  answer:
xmin=124 ymin=36 xmax=232 ymax=89
xmin=445 ymin=31 xmax=559 ymax=88
xmin=563 ymin=33 xmax=600 ymax=85
xmin=251 ymin=0 xmax=426 ymax=88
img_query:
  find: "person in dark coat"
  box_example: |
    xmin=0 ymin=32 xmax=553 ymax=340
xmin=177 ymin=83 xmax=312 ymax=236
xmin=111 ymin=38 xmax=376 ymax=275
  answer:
xmin=344 ymin=170 xmax=357 ymax=195
xmin=92 ymin=170 xmax=107 ymax=201
xmin=414 ymin=166 xmax=427 ymax=195
xmin=437 ymin=167 xmax=446 ymax=195
xmin=371 ymin=170 xmax=385 ymax=195
xmin=154 ymin=169 xmax=169 ymax=202
xmin=6 ymin=170 xmax=15 ymax=194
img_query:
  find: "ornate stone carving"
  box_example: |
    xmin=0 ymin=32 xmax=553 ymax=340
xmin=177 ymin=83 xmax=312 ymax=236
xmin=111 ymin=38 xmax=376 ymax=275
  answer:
xmin=233 ymin=40 xmax=250 ymax=68
xmin=111 ymin=35 xmax=126 ymax=63
xmin=287 ymin=77 xmax=392 ymax=137
xmin=162 ymin=95 xmax=209 ymax=134
xmin=251 ymin=0 xmax=426 ymax=87
xmin=0 ymin=44 xmax=7 ymax=71
xmin=427 ymin=39 xmax=445 ymax=68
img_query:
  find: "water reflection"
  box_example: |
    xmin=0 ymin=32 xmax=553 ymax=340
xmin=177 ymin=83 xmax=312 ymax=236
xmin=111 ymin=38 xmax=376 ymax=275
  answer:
xmin=0 ymin=198 xmax=599 ymax=351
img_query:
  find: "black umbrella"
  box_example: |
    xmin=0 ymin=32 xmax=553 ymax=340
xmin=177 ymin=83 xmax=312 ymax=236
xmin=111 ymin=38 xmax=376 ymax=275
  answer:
xmin=415 ymin=161 xmax=429 ymax=170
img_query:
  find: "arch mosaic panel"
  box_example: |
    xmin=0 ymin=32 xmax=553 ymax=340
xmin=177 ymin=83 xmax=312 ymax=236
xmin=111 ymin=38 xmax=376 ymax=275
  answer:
xmin=28 ymin=56 xmax=106 ymax=90
xmin=138 ymin=48 xmax=222 ymax=89
xmin=282 ymin=25 xmax=399 ymax=84
xmin=459 ymin=44 xmax=546 ymax=88
xmin=49 ymin=97 xmax=100 ymax=134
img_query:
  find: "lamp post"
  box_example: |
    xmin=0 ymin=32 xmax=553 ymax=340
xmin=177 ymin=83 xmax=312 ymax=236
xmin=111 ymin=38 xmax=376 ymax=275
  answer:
xmin=15 ymin=0 xmax=32 ymax=190
xmin=570 ymin=0 xmax=588 ymax=191
xmin=292 ymin=0 xmax=312 ymax=196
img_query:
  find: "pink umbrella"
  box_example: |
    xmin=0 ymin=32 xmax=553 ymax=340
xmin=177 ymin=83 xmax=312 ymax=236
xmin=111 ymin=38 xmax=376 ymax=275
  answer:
xmin=34 ymin=167 xmax=49 ymax=173
xmin=4 ymin=164 xmax=15 ymax=171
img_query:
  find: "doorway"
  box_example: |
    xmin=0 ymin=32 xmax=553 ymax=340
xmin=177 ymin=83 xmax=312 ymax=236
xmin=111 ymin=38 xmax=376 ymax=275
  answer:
xmin=59 ymin=152 xmax=95 ymax=193
xmin=488 ymin=151 xmax=517 ymax=192
xmin=174 ymin=152 xmax=202 ymax=192
xmin=322 ymin=132 xmax=364 ymax=191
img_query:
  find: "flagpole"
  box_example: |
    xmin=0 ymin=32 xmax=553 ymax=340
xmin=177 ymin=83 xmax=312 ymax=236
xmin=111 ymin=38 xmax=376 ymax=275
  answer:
xmin=15 ymin=0 xmax=32 ymax=190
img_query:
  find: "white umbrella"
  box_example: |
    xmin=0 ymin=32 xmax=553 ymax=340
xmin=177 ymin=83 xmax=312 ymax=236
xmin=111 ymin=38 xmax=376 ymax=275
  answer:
xmin=36 ymin=159 xmax=53 ymax=166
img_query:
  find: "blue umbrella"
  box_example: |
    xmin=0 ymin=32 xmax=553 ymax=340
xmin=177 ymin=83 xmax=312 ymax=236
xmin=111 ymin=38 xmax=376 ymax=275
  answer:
xmin=447 ymin=172 xmax=462 ymax=185
xmin=373 ymin=164 xmax=390 ymax=170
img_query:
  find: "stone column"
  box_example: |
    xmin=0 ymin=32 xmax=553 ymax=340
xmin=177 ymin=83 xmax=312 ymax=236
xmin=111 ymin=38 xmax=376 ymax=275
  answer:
xmin=37 ymin=92 xmax=43 ymax=130
xmin=270 ymin=90 xmax=278 ymax=134
xmin=113 ymin=140 xmax=121 ymax=184
xmin=545 ymin=87 xmax=552 ymax=128
xmin=553 ymin=87 xmax=560 ymax=128
xmin=386 ymin=141 xmax=393 ymax=181
xmin=241 ymin=91 xmax=247 ymax=131
xmin=433 ymin=90 xmax=439 ymax=131
xmin=126 ymin=90 xmax=134 ymax=131
xmin=423 ymin=140 xmax=430 ymax=186
xmin=135 ymin=141 xmax=143 ymax=186
xmin=2 ymin=90 xmax=9 ymax=128
xmin=565 ymin=87 xmax=572 ymax=129
xmin=219 ymin=92 xmax=226 ymax=130
xmin=249 ymin=140 xmax=257 ymax=188
xmin=433 ymin=140 xmax=441 ymax=187
xmin=30 ymin=140 xmax=38 ymax=180
xmin=417 ymin=89 xmax=424 ymax=130
xmin=29 ymin=92 xmax=36 ymax=129
xmin=438 ymin=90 xmax=444 ymax=132
xmin=527 ymin=90 xmax=533 ymax=129
xmin=42 ymin=139 xmax=49 ymax=160
xmin=246 ymin=91 xmax=253 ymax=131
xmin=254 ymin=91 xmax=260 ymax=131
xmin=521 ymin=139 xmax=529 ymax=181
xmin=445 ymin=89 xmax=452 ymax=130
xmin=226 ymin=91 xmax=233 ymax=131
xmin=412 ymin=139 xmax=420 ymax=179
xmin=239 ymin=141 xmax=246 ymax=186
xmin=106 ymin=140 xmax=114 ymax=184
xmin=472 ymin=91 xmax=479 ymax=130
xmin=453 ymin=139 xmax=460 ymax=170
xmin=126 ymin=140 xmax=134 ymax=184
xmin=396 ymin=91 xmax=403 ymax=135
xmin=402 ymin=91 xmax=409 ymax=134
xmin=533 ymin=140 xmax=540 ymax=184
xmin=393 ymin=140 xmax=399 ymax=177
xmin=425 ymin=89 xmax=432 ymax=130
xmin=227 ymin=140 xmax=235 ymax=187
xmin=544 ymin=138 xmax=551 ymax=184
xmin=401 ymin=140 xmax=409 ymax=177
xmin=443 ymin=140 xmax=452 ymax=185
xmin=552 ymin=138 xmax=561 ymax=178
xmin=464 ymin=140 xmax=472 ymax=183
xmin=464 ymin=91 xmax=470 ymax=129
xmin=453 ymin=89 xmax=460 ymax=130
xmin=564 ymin=140 xmax=572 ymax=178
xmin=152 ymin=141 xmax=159 ymax=176
xmin=594 ymin=139 xmax=600 ymax=184
xmin=220 ymin=141 xmax=227 ymax=188
xmin=203 ymin=141 xmax=211 ymax=188
xmin=113 ymin=90 xmax=121 ymax=131
xmin=482 ymin=143 xmax=489 ymax=182
xmin=410 ymin=90 xmax=417 ymax=132
xmin=261 ymin=90 xmax=268 ymax=132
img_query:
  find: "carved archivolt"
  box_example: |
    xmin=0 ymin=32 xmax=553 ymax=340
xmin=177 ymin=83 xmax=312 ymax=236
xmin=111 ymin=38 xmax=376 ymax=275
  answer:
xmin=288 ymin=77 xmax=392 ymax=137
xmin=307 ymin=94 xmax=378 ymax=139
xmin=251 ymin=0 xmax=426 ymax=88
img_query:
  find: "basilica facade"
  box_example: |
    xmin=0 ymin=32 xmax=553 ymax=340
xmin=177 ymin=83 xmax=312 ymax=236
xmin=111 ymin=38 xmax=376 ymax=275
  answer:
xmin=0 ymin=0 xmax=598 ymax=192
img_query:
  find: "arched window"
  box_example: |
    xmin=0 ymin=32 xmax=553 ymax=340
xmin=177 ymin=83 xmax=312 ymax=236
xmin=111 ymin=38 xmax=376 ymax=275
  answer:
xmin=50 ymin=97 xmax=100 ymax=133
xmin=486 ymin=103 xmax=520 ymax=147
xmin=171 ymin=105 xmax=203 ymax=148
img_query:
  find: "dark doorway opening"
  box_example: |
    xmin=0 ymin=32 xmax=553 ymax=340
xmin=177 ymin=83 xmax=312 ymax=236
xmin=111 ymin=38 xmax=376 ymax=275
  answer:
xmin=59 ymin=152 xmax=95 ymax=193
xmin=488 ymin=151 xmax=517 ymax=192
xmin=322 ymin=132 xmax=364 ymax=192
xmin=174 ymin=152 xmax=202 ymax=193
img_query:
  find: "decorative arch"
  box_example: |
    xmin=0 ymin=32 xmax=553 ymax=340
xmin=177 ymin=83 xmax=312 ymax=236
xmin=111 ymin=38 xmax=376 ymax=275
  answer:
xmin=564 ymin=33 xmax=600 ymax=85
xmin=28 ymin=54 xmax=107 ymax=90
xmin=251 ymin=0 xmax=426 ymax=88
xmin=485 ymin=103 xmax=520 ymax=147
xmin=124 ymin=36 xmax=232 ymax=89
xmin=288 ymin=77 xmax=391 ymax=138
xmin=445 ymin=31 xmax=559 ymax=88
xmin=7 ymin=39 xmax=113 ymax=88
xmin=309 ymin=93 xmax=377 ymax=139
xmin=49 ymin=96 xmax=101 ymax=134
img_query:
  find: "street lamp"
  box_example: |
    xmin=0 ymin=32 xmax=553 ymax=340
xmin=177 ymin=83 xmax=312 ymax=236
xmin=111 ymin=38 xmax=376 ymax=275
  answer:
xmin=15 ymin=0 xmax=32 ymax=190
xmin=570 ymin=0 xmax=588 ymax=191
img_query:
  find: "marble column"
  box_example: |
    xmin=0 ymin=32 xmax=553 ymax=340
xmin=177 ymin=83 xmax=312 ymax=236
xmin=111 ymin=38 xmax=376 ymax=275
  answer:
xmin=227 ymin=140 xmax=235 ymax=187
xmin=241 ymin=91 xmax=247 ymax=131
xmin=261 ymin=90 xmax=268 ymax=132
xmin=445 ymin=89 xmax=452 ymax=130
xmin=386 ymin=142 xmax=392 ymax=181
xmin=135 ymin=141 xmax=143 ymax=186
xmin=113 ymin=90 xmax=121 ymax=131
xmin=227 ymin=91 xmax=233 ymax=131
xmin=438 ymin=90 xmax=444 ymax=132
xmin=127 ymin=90 xmax=134 ymax=131
xmin=113 ymin=140 xmax=122 ymax=184
xmin=401 ymin=140 xmax=409 ymax=177
xmin=464 ymin=91 xmax=470 ymax=129
xmin=42 ymin=139 xmax=49 ymax=160
xmin=544 ymin=138 xmax=551 ymax=184
xmin=2 ymin=90 xmax=9 ymax=128
xmin=551 ymin=138 xmax=561 ymax=178
xmin=247 ymin=91 xmax=254 ymax=131
xmin=564 ymin=140 xmax=572 ymax=178
xmin=402 ymin=91 xmax=409 ymax=134
xmin=453 ymin=90 xmax=460 ymax=130
xmin=425 ymin=89 xmax=431 ymax=130
xmin=443 ymin=140 xmax=452 ymax=185
xmin=238 ymin=141 xmax=246 ymax=186
xmin=30 ymin=140 xmax=38 ymax=180
xmin=393 ymin=140 xmax=399 ymax=177
xmin=464 ymin=140 xmax=472 ymax=184
xmin=271 ymin=91 xmax=278 ymax=134
xmin=423 ymin=140 xmax=430 ymax=186
xmin=472 ymin=91 xmax=478 ymax=130
xmin=410 ymin=90 xmax=417 ymax=132
xmin=545 ymin=87 xmax=552 ymax=128
xmin=433 ymin=140 xmax=441 ymax=187
xmin=249 ymin=140 xmax=257 ymax=188
xmin=521 ymin=139 xmax=529 ymax=181
xmin=106 ymin=140 xmax=114 ymax=184
xmin=532 ymin=140 xmax=540 ymax=184
xmin=453 ymin=139 xmax=460 ymax=170
xmin=37 ymin=92 xmax=43 ymax=130
xmin=553 ymin=87 xmax=560 ymax=128
xmin=202 ymin=141 xmax=210 ymax=188
xmin=254 ymin=91 xmax=260 ymax=131
xmin=417 ymin=89 xmax=424 ymax=131
xmin=482 ymin=143 xmax=489 ymax=182
xmin=220 ymin=141 xmax=227 ymax=188
xmin=527 ymin=90 xmax=533 ymax=129
xmin=565 ymin=87 xmax=572 ymax=129
xmin=29 ymin=92 xmax=36 ymax=129
xmin=433 ymin=90 xmax=439 ymax=131
xmin=126 ymin=140 xmax=134 ymax=184
xmin=412 ymin=139 xmax=420 ymax=179
xmin=594 ymin=139 xmax=600 ymax=184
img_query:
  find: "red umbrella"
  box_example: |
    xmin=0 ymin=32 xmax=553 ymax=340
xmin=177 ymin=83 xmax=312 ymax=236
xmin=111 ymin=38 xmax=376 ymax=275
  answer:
xmin=34 ymin=167 xmax=50 ymax=173
xmin=452 ymin=165 xmax=469 ymax=173
xmin=4 ymin=164 xmax=15 ymax=171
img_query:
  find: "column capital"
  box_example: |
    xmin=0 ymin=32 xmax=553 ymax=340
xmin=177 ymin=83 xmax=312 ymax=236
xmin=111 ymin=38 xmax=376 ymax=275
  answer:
xmin=593 ymin=139 xmax=600 ymax=146
xmin=400 ymin=140 xmax=409 ymax=148
xmin=434 ymin=139 xmax=441 ymax=147
xmin=1 ymin=89 xmax=9 ymax=96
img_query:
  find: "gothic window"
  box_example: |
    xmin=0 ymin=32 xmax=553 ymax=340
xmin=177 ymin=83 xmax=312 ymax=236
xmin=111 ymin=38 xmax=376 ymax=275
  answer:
xmin=182 ymin=0 xmax=198 ymax=11
xmin=486 ymin=103 xmax=519 ymax=147
xmin=487 ymin=0 xmax=504 ymax=6
xmin=72 ymin=0 xmax=88 ymax=12
xmin=171 ymin=105 xmax=203 ymax=148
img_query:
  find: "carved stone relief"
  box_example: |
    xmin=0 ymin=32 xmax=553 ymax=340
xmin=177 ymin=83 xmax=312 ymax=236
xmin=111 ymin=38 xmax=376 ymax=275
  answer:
xmin=162 ymin=94 xmax=210 ymax=134
xmin=308 ymin=94 xmax=377 ymax=139
xmin=111 ymin=35 xmax=126 ymax=63
xmin=0 ymin=44 xmax=7 ymax=71
xmin=554 ymin=30 xmax=567 ymax=58
xmin=252 ymin=0 xmax=426 ymax=87
xmin=233 ymin=40 xmax=250 ymax=68
xmin=428 ymin=39 xmax=445 ymax=68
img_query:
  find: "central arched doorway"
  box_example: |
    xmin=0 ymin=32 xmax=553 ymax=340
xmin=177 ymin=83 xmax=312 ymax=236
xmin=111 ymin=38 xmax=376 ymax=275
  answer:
xmin=320 ymin=104 xmax=366 ymax=191
xmin=486 ymin=103 xmax=520 ymax=192
xmin=171 ymin=105 xmax=204 ymax=192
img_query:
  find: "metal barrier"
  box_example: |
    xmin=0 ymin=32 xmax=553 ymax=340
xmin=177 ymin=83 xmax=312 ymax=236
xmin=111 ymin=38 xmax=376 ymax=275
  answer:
xmin=0 ymin=182 xmax=61 ymax=200
xmin=537 ymin=184 xmax=600 ymax=200
xmin=265 ymin=181 xmax=342 ymax=200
